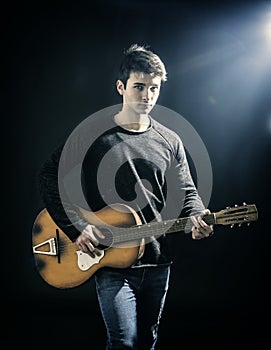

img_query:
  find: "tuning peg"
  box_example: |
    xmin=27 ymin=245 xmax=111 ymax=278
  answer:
xmin=234 ymin=204 xmax=238 ymax=207
xmin=238 ymin=223 xmax=242 ymax=227
xmin=226 ymin=206 xmax=231 ymax=209
xmin=230 ymin=224 xmax=234 ymax=228
xmin=247 ymin=223 xmax=250 ymax=226
xmin=243 ymin=202 xmax=247 ymax=205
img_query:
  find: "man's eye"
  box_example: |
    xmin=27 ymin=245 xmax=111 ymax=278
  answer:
xmin=135 ymin=85 xmax=143 ymax=90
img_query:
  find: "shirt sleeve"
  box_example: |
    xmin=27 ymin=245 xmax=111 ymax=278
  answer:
xmin=174 ymin=139 xmax=206 ymax=217
xmin=38 ymin=143 xmax=89 ymax=242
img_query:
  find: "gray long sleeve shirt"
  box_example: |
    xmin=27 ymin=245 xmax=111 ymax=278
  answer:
xmin=39 ymin=112 xmax=205 ymax=266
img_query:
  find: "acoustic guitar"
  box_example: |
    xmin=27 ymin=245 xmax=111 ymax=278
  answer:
xmin=32 ymin=202 xmax=258 ymax=289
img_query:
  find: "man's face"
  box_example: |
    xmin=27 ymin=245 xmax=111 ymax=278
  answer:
xmin=117 ymin=71 xmax=161 ymax=115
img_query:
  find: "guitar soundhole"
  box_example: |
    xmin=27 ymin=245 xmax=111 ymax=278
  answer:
xmin=96 ymin=227 xmax=114 ymax=250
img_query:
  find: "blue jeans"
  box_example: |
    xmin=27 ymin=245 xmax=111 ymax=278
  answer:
xmin=95 ymin=265 xmax=171 ymax=350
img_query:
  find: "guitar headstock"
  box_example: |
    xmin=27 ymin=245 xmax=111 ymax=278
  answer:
xmin=214 ymin=203 xmax=258 ymax=227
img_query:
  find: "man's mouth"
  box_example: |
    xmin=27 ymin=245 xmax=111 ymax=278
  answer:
xmin=138 ymin=103 xmax=151 ymax=109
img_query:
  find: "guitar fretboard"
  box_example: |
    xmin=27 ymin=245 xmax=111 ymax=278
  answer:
xmin=111 ymin=214 xmax=215 ymax=244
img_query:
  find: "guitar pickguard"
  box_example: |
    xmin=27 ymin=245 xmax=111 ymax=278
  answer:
xmin=76 ymin=250 xmax=105 ymax=271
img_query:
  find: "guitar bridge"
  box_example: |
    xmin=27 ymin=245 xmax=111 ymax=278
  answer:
xmin=33 ymin=237 xmax=57 ymax=256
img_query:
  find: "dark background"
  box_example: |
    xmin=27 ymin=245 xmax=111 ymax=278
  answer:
xmin=4 ymin=0 xmax=271 ymax=348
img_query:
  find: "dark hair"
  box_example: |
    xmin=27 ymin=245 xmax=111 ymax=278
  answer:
xmin=117 ymin=44 xmax=167 ymax=87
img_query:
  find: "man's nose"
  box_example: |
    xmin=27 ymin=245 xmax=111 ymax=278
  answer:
xmin=142 ymin=89 xmax=151 ymax=101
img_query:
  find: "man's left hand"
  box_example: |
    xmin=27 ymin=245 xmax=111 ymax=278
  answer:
xmin=191 ymin=209 xmax=214 ymax=240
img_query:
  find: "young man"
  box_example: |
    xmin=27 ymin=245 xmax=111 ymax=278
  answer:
xmin=39 ymin=44 xmax=213 ymax=349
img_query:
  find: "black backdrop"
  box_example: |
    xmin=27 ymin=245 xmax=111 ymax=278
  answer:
xmin=4 ymin=0 xmax=270 ymax=348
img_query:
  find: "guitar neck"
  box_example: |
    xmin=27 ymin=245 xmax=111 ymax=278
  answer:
xmin=79 ymin=203 xmax=257 ymax=245
xmin=112 ymin=213 xmax=215 ymax=244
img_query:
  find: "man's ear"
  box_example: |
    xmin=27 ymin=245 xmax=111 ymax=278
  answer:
xmin=116 ymin=80 xmax=125 ymax=95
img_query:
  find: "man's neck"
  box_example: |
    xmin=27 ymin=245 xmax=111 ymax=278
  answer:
xmin=114 ymin=112 xmax=150 ymax=132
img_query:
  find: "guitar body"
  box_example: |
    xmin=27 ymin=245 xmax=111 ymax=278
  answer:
xmin=32 ymin=204 xmax=144 ymax=289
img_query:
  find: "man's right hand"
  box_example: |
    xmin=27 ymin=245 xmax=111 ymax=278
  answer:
xmin=76 ymin=224 xmax=105 ymax=258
